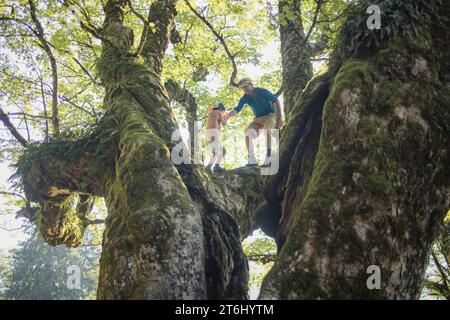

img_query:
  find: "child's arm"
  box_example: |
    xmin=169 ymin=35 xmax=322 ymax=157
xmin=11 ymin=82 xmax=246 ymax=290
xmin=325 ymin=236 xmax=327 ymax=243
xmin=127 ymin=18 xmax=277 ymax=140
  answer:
xmin=219 ymin=112 xmax=227 ymax=126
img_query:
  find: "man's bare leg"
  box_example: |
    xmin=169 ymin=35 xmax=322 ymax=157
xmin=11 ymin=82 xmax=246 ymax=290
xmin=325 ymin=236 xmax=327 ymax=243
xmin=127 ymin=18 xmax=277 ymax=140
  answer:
xmin=245 ymin=134 xmax=250 ymax=153
xmin=245 ymin=128 xmax=258 ymax=165
xmin=266 ymin=129 xmax=272 ymax=151
xmin=262 ymin=129 xmax=272 ymax=167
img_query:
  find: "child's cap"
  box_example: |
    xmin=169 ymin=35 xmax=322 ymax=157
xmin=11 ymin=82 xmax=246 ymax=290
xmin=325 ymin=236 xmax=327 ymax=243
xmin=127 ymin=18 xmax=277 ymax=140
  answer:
xmin=214 ymin=102 xmax=225 ymax=111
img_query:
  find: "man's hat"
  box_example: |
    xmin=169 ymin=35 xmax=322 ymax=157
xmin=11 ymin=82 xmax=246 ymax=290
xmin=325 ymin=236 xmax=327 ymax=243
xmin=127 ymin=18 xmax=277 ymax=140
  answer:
xmin=238 ymin=78 xmax=253 ymax=88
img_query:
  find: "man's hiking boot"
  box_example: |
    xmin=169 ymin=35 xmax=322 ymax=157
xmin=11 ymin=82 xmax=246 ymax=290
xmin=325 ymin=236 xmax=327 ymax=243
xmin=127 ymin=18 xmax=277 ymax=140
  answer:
xmin=261 ymin=156 xmax=271 ymax=167
xmin=246 ymin=154 xmax=258 ymax=167
xmin=245 ymin=162 xmax=258 ymax=167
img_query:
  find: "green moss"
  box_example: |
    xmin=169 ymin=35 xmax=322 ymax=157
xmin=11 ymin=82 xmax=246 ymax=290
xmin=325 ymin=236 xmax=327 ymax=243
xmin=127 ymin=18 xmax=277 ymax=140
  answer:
xmin=278 ymin=261 xmax=324 ymax=299
xmin=360 ymin=173 xmax=393 ymax=200
xmin=331 ymin=59 xmax=375 ymax=98
xmin=330 ymin=0 xmax=437 ymax=71
xmin=369 ymin=127 xmax=394 ymax=154
xmin=406 ymin=118 xmax=426 ymax=134
xmin=38 ymin=195 xmax=86 ymax=247
xmin=358 ymin=117 xmax=378 ymax=135
xmin=375 ymin=34 xmax=431 ymax=68
xmin=96 ymin=50 xmax=135 ymax=84
xmin=369 ymin=80 xmax=403 ymax=115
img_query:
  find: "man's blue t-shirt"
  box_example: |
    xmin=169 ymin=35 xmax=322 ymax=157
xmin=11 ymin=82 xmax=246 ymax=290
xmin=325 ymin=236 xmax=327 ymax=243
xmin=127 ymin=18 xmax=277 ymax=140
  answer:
xmin=234 ymin=87 xmax=277 ymax=117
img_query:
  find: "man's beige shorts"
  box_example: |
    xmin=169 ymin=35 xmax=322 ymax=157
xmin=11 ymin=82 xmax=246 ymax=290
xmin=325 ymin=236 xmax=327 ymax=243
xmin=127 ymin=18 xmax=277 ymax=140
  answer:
xmin=246 ymin=113 xmax=276 ymax=136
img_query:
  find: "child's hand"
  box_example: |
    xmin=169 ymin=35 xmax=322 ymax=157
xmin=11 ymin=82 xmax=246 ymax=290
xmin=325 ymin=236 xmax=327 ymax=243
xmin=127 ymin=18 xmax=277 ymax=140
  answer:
xmin=222 ymin=112 xmax=228 ymax=124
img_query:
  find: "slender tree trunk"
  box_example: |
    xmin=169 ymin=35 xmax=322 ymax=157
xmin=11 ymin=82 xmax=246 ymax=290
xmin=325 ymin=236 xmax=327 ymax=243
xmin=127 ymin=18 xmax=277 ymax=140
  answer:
xmin=278 ymin=0 xmax=313 ymax=116
xmin=256 ymin=0 xmax=318 ymax=248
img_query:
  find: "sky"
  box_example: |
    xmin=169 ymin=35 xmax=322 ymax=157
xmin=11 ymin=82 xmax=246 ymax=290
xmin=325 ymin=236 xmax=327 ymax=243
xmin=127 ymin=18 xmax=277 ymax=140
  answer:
xmin=0 ymin=162 xmax=28 ymax=252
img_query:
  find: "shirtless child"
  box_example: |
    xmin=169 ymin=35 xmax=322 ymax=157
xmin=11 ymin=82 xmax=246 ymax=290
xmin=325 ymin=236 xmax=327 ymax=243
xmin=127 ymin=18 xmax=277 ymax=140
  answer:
xmin=205 ymin=103 xmax=227 ymax=173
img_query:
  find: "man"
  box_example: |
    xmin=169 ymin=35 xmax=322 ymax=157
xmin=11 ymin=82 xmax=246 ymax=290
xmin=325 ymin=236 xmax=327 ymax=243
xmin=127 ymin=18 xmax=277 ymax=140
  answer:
xmin=205 ymin=102 xmax=227 ymax=173
xmin=226 ymin=78 xmax=284 ymax=167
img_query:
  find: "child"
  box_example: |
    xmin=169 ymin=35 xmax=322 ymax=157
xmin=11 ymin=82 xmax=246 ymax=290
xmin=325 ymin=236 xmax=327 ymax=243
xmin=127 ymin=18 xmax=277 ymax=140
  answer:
xmin=205 ymin=103 xmax=227 ymax=173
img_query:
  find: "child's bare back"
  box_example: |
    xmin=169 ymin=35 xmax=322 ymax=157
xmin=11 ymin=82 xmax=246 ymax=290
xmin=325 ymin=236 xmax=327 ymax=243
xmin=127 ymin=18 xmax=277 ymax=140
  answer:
xmin=205 ymin=103 xmax=227 ymax=173
xmin=207 ymin=109 xmax=226 ymax=130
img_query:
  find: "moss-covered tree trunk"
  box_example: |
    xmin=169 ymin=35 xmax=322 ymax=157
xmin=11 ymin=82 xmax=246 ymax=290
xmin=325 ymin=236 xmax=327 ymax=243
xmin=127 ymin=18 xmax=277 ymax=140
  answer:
xmin=259 ymin=1 xmax=450 ymax=299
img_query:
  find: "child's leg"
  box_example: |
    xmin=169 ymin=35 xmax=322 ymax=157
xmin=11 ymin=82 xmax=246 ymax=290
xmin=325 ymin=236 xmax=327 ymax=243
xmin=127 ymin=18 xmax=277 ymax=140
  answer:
xmin=215 ymin=147 xmax=226 ymax=165
xmin=206 ymin=132 xmax=218 ymax=166
xmin=265 ymin=129 xmax=272 ymax=154
xmin=214 ymin=145 xmax=226 ymax=172
xmin=245 ymin=125 xmax=260 ymax=165
xmin=213 ymin=133 xmax=225 ymax=166
xmin=207 ymin=150 xmax=218 ymax=166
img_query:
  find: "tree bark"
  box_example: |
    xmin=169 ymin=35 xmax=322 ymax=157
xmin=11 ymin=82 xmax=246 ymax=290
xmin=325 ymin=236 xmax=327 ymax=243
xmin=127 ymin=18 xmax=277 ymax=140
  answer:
xmin=259 ymin=1 xmax=450 ymax=299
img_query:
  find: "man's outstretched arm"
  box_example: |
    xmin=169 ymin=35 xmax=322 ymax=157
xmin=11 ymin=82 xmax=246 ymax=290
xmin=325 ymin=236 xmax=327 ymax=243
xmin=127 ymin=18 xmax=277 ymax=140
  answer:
xmin=227 ymin=97 xmax=246 ymax=119
xmin=226 ymin=109 xmax=238 ymax=118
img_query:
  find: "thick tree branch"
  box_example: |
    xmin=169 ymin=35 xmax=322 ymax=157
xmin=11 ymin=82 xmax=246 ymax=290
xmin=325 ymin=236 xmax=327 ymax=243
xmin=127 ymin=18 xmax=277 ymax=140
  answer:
xmin=179 ymin=165 xmax=265 ymax=239
xmin=140 ymin=0 xmax=177 ymax=74
xmin=164 ymin=79 xmax=198 ymax=144
xmin=60 ymin=0 xmax=116 ymax=46
xmin=304 ymin=0 xmax=323 ymax=43
xmin=14 ymin=136 xmax=106 ymax=247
